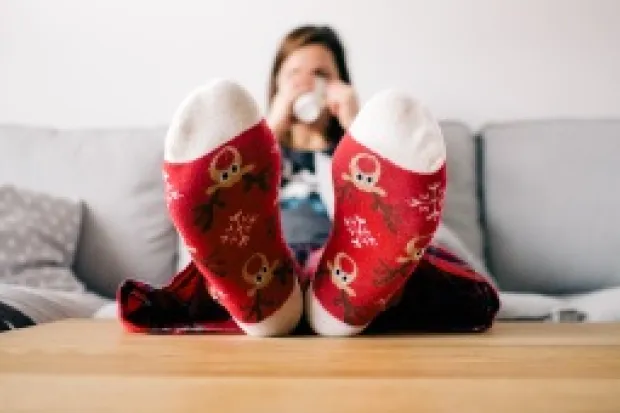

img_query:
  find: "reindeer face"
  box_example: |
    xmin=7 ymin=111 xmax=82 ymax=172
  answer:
xmin=397 ymin=236 xmax=428 ymax=264
xmin=342 ymin=153 xmax=386 ymax=197
xmin=207 ymin=146 xmax=255 ymax=194
xmin=406 ymin=238 xmax=425 ymax=261
xmin=242 ymin=253 xmax=278 ymax=295
xmin=328 ymin=252 xmax=358 ymax=296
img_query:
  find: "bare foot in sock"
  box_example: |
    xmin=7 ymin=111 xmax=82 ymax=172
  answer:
xmin=163 ymin=79 xmax=302 ymax=336
xmin=306 ymin=90 xmax=447 ymax=336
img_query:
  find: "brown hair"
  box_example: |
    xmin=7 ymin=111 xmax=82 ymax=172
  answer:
xmin=268 ymin=25 xmax=352 ymax=146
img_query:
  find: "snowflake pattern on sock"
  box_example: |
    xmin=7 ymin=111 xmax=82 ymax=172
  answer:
xmin=163 ymin=171 xmax=183 ymax=207
xmin=344 ymin=215 xmax=378 ymax=248
xmin=408 ymin=182 xmax=444 ymax=222
xmin=220 ymin=210 xmax=258 ymax=247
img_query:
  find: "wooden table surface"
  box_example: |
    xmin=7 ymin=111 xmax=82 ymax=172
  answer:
xmin=0 ymin=320 xmax=619 ymax=413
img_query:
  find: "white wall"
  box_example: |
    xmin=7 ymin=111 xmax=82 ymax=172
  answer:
xmin=1 ymin=0 xmax=619 ymax=129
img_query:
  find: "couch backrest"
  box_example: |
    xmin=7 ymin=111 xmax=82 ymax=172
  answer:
xmin=439 ymin=121 xmax=485 ymax=265
xmin=479 ymin=120 xmax=620 ymax=294
xmin=5 ymin=119 xmax=614 ymax=298
xmin=0 ymin=125 xmax=177 ymax=298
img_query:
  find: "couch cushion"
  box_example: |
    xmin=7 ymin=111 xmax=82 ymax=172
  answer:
xmin=0 ymin=185 xmax=85 ymax=292
xmin=439 ymin=121 xmax=484 ymax=265
xmin=0 ymin=125 xmax=177 ymax=298
xmin=480 ymin=120 xmax=620 ymax=294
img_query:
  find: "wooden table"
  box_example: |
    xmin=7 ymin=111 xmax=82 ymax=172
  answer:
xmin=1 ymin=320 xmax=619 ymax=412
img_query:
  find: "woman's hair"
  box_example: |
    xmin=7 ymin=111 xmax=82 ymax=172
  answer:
xmin=268 ymin=25 xmax=352 ymax=146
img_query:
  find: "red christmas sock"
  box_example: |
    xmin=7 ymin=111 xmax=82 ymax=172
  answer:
xmin=306 ymin=90 xmax=447 ymax=336
xmin=163 ymin=79 xmax=302 ymax=336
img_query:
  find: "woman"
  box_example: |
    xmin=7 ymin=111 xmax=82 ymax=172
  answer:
xmin=266 ymin=25 xmax=360 ymax=265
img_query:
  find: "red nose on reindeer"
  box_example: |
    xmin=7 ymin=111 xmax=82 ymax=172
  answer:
xmin=245 ymin=254 xmax=263 ymax=274
xmin=357 ymin=155 xmax=378 ymax=174
xmin=338 ymin=254 xmax=356 ymax=275
xmin=215 ymin=147 xmax=236 ymax=170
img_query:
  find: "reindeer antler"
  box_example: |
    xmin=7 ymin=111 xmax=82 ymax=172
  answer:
xmin=242 ymin=167 xmax=270 ymax=192
xmin=193 ymin=189 xmax=226 ymax=232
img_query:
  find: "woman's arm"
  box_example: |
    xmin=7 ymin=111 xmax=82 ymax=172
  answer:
xmin=325 ymin=81 xmax=360 ymax=130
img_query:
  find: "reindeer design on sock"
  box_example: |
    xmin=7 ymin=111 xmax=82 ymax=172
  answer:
xmin=327 ymin=252 xmax=363 ymax=324
xmin=337 ymin=153 xmax=398 ymax=233
xmin=397 ymin=236 xmax=429 ymax=264
xmin=207 ymin=146 xmax=255 ymax=195
xmin=373 ymin=235 xmax=430 ymax=286
xmin=194 ymin=146 xmax=269 ymax=232
xmin=340 ymin=153 xmax=386 ymax=197
xmin=241 ymin=253 xmax=279 ymax=322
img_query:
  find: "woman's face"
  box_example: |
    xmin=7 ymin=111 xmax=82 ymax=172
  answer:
xmin=277 ymin=44 xmax=340 ymax=92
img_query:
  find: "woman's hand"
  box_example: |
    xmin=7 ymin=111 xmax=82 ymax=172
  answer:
xmin=267 ymin=82 xmax=312 ymax=140
xmin=325 ymin=81 xmax=359 ymax=130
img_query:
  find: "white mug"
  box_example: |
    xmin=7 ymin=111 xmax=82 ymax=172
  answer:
xmin=293 ymin=76 xmax=326 ymax=124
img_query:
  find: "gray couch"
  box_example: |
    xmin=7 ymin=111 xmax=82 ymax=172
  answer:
xmin=0 ymin=119 xmax=618 ymax=324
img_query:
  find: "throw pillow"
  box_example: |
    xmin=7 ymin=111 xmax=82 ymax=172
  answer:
xmin=0 ymin=185 xmax=85 ymax=292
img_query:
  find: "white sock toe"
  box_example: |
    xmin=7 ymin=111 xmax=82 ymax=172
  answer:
xmin=349 ymin=90 xmax=446 ymax=173
xmin=236 ymin=279 xmax=303 ymax=337
xmin=164 ymin=79 xmax=262 ymax=163
xmin=305 ymin=287 xmax=365 ymax=337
